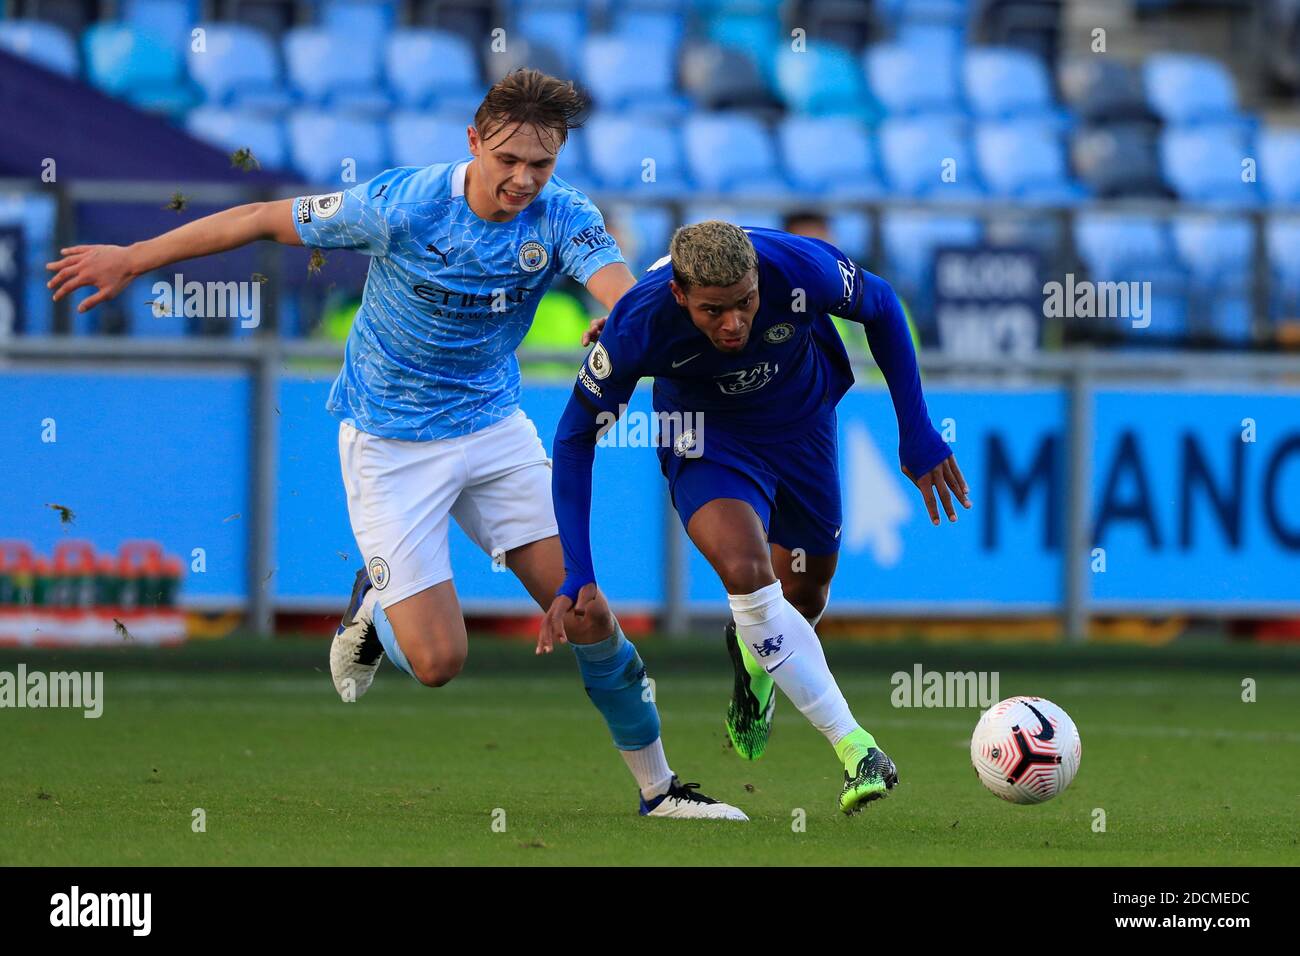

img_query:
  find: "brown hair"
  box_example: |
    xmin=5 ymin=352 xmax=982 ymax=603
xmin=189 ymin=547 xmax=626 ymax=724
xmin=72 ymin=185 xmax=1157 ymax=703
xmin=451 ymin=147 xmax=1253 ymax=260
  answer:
xmin=474 ymin=69 xmax=590 ymax=151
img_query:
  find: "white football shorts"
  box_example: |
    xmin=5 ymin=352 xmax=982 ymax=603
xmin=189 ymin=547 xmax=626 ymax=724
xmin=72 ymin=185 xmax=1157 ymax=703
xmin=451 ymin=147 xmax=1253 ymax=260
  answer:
xmin=338 ymin=410 xmax=558 ymax=608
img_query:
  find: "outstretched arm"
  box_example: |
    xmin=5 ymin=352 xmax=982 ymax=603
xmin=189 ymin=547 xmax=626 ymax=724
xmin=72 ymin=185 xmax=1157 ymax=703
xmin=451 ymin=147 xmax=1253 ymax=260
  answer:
xmin=46 ymin=199 xmax=301 ymax=312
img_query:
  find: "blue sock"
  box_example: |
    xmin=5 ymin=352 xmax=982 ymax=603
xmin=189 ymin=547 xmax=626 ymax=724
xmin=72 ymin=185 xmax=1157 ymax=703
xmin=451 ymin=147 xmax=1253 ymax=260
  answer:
xmin=571 ymin=624 xmax=661 ymax=751
xmin=373 ymin=602 xmax=416 ymax=680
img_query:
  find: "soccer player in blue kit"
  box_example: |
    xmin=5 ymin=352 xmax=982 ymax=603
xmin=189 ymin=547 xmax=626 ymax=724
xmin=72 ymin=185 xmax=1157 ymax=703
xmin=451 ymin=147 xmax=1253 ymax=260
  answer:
xmin=541 ymin=220 xmax=972 ymax=814
xmin=46 ymin=71 xmax=746 ymax=820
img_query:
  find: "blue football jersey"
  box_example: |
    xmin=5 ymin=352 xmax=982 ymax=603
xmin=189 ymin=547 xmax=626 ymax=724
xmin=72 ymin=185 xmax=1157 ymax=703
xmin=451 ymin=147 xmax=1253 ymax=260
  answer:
xmin=293 ymin=161 xmax=625 ymax=440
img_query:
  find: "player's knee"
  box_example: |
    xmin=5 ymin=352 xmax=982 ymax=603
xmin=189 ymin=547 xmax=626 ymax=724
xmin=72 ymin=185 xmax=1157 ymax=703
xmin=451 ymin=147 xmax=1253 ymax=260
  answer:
xmin=717 ymin=555 xmax=777 ymax=596
xmin=785 ymin=584 xmax=829 ymax=622
xmin=408 ymin=647 xmax=466 ymax=688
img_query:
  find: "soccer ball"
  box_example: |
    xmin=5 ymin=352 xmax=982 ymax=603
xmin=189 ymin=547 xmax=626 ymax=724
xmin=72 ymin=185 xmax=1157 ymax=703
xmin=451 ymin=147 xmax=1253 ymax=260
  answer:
xmin=970 ymin=696 xmax=1081 ymax=804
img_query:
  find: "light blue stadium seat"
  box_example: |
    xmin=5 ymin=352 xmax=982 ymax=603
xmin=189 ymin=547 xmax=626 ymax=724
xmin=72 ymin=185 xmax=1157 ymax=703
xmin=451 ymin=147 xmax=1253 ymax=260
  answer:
xmin=186 ymin=107 xmax=289 ymax=171
xmin=1158 ymin=125 xmax=1260 ymax=207
xmin=964 ymin=47 xmax=1062 ymax=123
xmin=1074 ymin=213 xmax=1190 ymax=339
xmin=606 ymin=203 xmax=675 ymax=273
xmin=385 ymin=29 xmax=481 ymax=112
xmin=0 ymin=192 xmax=58 ymax=335
xmin=388 ymin=113 xmax=470 ymax=167
xmin=321 ymin=0 xmax=398 ymax=44
xmin=0 ymin=19 xmax=79 ymax=76
xmin=896 ymin=20 xmax=964 ymax=60
xmin=287 ymin=111 xmax=388 ymax=185
xmin=682 ymin=114 xmax=788 ymax=195
xmin=864 ymin=42 xmax=961 ymax=117
xmin=881 ymin=211 xmax=982 ymax=304
xmin=878 ymin=116 xmax=983 ymax=198
xmin=283 ymin=27 xmax=389 ymax=115
xmin=1256 ymin=127 xmax=1300 ymax=205
xmin=581 ymin=34 xmax=687 ymax=119
xmin=777 ymin=42 xmax=876 ymax=119
xmin=187 ymin=24 xmax=292 ymax=113
xmin=610 ymin=9 xmax=684 ymax=48
xmin=1171 ymin=214 xmax=1256 ymax=343
xmin=877 ymin=0 xmax=969 ymax=27
xmin=975 ymin=119 xmax=1086 ymax=202
xmin=683 ymin=204 xmax=783 ymax=232
xmin=83 ymin=23 xmax=198 ymax=115
xmin=122 ymin=0 xmax=199 ymax=50
xmin=777 ymin=116 xmax=883 ymax=199
xmin=829 ymin=211 xmax=873 ymax=263
xmin=583 ymin=114 xmax=691 ymax=195
xmin=1144 ymin=53 xmax=1247 ymax=127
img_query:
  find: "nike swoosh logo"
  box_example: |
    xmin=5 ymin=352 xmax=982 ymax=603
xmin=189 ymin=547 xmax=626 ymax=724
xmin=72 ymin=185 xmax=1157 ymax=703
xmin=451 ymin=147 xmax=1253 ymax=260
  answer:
xmin=765 ymin=652 xmax=794 ymax=674
xmin=671 ymin=353 xmax=701 ymax=368
xmin=1024 ymin=702 xmax=1054 ymax=741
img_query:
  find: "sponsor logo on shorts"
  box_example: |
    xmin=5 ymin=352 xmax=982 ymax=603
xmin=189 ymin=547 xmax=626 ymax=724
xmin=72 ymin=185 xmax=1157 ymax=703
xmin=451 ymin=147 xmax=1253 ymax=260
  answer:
xmin=578 ymin=366 xmax=602 ymax=398
xmin=588 ymin=342 xmax=612 ymax=379
xmin=518 ymin=240 xmax=548 ymax=273
xmin=764 ymin=322 xmax=794 ymax=344
xmin=367 ymin=556 xmax=391 ymax=590
xmin=311 ymin=192 xmax=343 ymax=220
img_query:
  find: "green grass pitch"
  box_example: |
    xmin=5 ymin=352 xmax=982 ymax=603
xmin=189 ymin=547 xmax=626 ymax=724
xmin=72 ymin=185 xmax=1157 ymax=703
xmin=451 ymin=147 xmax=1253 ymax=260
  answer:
xmin=1 ymin=636 xmax=1297 ymax=866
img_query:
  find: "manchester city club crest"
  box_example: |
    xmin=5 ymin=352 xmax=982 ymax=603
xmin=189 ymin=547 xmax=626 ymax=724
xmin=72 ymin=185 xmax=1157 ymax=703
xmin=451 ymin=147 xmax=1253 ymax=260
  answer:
xmin=764 ymin=322 xmax=794 ymax=344
xmin=518 ymin=240 xmax=548 ymax=273
xmin=367 ymin=556 xmax=390 ymax=590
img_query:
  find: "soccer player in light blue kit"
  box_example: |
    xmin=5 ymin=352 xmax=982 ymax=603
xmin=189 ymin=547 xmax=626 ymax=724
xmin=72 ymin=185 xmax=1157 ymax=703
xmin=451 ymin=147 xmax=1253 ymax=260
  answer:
xmin=542 ymin=221 xmax=972 ymax=814
xmin=45 ymin=70 xmax=745 ymax=820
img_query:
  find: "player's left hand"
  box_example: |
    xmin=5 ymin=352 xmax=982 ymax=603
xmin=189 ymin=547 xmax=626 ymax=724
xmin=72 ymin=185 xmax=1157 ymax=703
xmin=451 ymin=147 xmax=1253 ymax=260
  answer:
xmin=902 ymin=454 xmax=971 ymax=526
xmin=581 ymin=315 xmax=607 ymax=347
xmin=537 ymin=583 xmax=598 ymax=655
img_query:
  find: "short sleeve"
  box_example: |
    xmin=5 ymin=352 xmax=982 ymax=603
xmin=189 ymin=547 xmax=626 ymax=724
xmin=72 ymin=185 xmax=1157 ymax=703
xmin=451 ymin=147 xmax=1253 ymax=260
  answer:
xmin=292 ymin=169 xmax=405 ymax=257
xmin=554 ymin=191 xmax=626 ymax=285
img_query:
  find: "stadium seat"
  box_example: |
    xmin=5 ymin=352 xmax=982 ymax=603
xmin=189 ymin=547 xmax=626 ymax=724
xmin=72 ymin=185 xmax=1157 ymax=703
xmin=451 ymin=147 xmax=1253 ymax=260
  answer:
xmin=1071 ymin=123 xmax=1171 ymax=199
xmin=863 ymin=42 xmax=961 ymax=118
xmin=186 ymin=107 xmax=289 ymax=171
xmin=82 ymin=23 xmax=198 ymax=115
xmin=880 ymin=211 xmax=982 ymax=306
xmin=122 ymin=0 xmax=199 ymax=50
xmin=963 ymin=47 xmax=1063 ymax=123
xmin=877 ymin=116 xmax=984 ymax=198
xmin=777 ymin=116 xmax=883 ymax=199
xmin=1256 ymin=127 xmax=1300 ymax=205
xmin=683 ymin=204 xmax=783 ymax=233
xmin=320 ymin=0 xmax=398 ymax=44
xmin=610 ymin=8 xmax=685 ymax=48
xmin=580 ymin=34 xmax=687 ymax=118
xmin=1267 ymin=217 xmax=1300 ymax=318
xmin=801 ymin=0 xmax=877 ymax=49
xmin=0 ymin=20 xmax=79 ymax=76
xmin=1073 ymin=213 xmax=1190 ymax=340
xmin=583 ymin=114 xmax=691 ymax=195
xmin=283 ymin=27 xmax=389 ymax=115
xmin=0 ymin=193 xmax=58 ymax=335
xmin=829 ymin=211 xmax=873 ymax=262
xmin=481 ymin=37 xmax=568 ymax=85
xmin=606 ymin=202 xmax=674 ymax=273
xmin=515 ymin=5 xmax=586 ymax=73
xmin=706 ymin=13 xmax=781 ymax=83
xmin=1058 ymin=56 xmax=1158 ymax=126
xmin=974 ymin=119 xmax=1085 ymax=201
xmin=186 ymin=24 xmax=292 ymax=113
xmin=287 ymin=111 xmax=388 ymax=185
xmin=1144 ymin=53 xmax=1248 ymax=127
xmin=776 ymin=42 xmax=877 ymax=119
xmin=1158 ymin=125 xmax=1261 ymax=206
xmin=678 ymin=42 xmax=780 ymax=115
xmin=682 ymin=114 xmax=789 ymax=195
xmin=385 ymin=29 xmax=481 ymax=112
xmin=1171 ymin=215 xmax=1256 ymax=343
xmin=388 ymin=114 xmax=471 ymax=168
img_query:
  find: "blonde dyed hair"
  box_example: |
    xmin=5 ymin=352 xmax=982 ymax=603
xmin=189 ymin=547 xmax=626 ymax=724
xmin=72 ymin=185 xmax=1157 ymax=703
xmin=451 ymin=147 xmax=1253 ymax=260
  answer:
xmin=669 ymin=220 xmax=757 ymax=290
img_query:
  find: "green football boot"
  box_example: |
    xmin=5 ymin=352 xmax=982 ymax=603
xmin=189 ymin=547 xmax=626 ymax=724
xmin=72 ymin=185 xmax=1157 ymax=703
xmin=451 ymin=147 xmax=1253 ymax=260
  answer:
xmin=724 ymin=619 xmax=777 ymax=760
xmin=836 ymin=728 xmax=899 ymax=815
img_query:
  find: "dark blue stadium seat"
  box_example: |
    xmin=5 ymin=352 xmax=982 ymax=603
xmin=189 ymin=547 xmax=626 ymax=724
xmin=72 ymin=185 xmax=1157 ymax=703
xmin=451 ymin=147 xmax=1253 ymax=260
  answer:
xmin=186 ymin=107 xmax=289 ymax=171
xmin=386 ymin=113 xmax=470 ymax=167
xmin=1256 ymin=127 xmax=1300 ymax=205
xmin=864 ymin=42 xmax=961 ymax=117
xmin=777 ymin=116 xmax=883 ymax=199
xmin=1158 ymin=125 xmax=1260 ymax=206
xmin=287 ymin=111 xmax=388 ymax=184
xmin=964 ymin=46 xmax=1063 ymax=123
xmin=777 ymin=41 xmax=878 ymax=119
xmin=515 ymin=4 xmax=586 ymax=73
xmin=1070 ymin=123 xmax=1170 ymax=199
xmin=1144 ymin=53 xmax=1248 ymax=127
xmin=83 ymin=23 xmax=198 ymax=115
xmin=187 ymin=24 xmax=292 ymax=113
xmin=0 ymin=20 xmax=79 ymax=76
xmin=878 ymin=116 xmax=984 ymax=198
xmin=682 ymin=114 xmax=788 ymax=195
xmin=1059 ymin=56 xmax=1158 ymax=126
xmin=583 ymin=114 xmax=691 ymax=195
xmin=581 ymin=34 xmax=687 ymax=119
xmin=706 ymin=12 xmax=781 ymax=83
xmin=283 ymin=27 xmax=389 ymax=115
xmin=678 ymin=41 xmax=779 ymax=114
xmin=974 ymin=119 xmax=1085 ymax=201
xmin=385 ymin=29 xmax=482 ymax=113
xmin=1267 ymin=217 xmax=1300 ymax=318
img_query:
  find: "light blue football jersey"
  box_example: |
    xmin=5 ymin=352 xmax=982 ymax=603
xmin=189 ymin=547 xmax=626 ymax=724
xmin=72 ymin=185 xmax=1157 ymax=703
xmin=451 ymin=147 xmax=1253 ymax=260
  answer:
xmin=293 ymin=161 xmax=625 ymax=441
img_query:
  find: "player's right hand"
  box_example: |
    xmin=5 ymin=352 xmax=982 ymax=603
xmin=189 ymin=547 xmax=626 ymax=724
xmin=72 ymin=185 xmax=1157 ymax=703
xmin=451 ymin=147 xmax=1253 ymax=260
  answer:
xmin=903 ymin=453 xmax=971 ymax=526
xmin=581 ymin=315 xmax=607 ymax=347
xmin=46 ymin=245 xmax=136 ymax=312
xmin=537 ymin=583 xmax=598 ymax=655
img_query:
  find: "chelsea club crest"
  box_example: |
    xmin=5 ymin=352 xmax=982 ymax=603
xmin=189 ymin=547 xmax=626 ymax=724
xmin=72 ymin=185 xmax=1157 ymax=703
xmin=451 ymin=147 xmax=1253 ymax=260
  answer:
xmin=518 ymin=240 xmax=548 ymax=273
xmin=764 ymin=322 xmax=794 ymax=344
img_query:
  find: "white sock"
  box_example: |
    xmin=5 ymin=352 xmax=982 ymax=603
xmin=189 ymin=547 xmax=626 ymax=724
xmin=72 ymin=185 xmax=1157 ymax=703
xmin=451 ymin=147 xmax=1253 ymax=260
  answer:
xmin=729 ymin=581 xmax=858 ymax=747
xmin=621 ymin=737 xmax=674 ymax=800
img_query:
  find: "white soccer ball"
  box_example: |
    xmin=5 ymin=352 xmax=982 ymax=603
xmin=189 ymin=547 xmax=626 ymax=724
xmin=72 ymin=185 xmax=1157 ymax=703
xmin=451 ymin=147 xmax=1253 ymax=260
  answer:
xmin=970 ymin=696 xmax=1081 ymax=804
